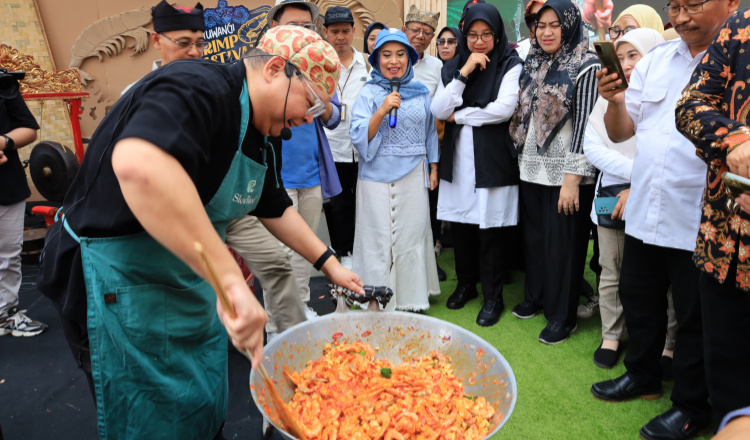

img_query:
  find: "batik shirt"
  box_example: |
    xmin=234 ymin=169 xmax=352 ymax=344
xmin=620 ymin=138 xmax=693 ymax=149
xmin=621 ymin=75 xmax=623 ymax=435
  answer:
xmin=676 ymin=8 xmax=750 ymax=290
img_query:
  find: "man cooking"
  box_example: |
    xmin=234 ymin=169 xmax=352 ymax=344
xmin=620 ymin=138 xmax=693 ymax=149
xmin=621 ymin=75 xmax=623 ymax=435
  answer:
xmin=37 ymin=24 xmax=361 ymax=440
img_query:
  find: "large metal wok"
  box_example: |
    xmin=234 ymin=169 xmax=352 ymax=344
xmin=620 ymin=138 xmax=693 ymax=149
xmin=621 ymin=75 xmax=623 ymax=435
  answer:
xmin=250 ymin=311 xmax=517 ymax=439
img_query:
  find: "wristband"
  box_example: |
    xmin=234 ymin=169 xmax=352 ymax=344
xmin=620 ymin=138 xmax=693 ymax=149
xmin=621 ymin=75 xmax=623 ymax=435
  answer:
xmin=3 ymin=135 xmax=14 ymax=151
xmin=313 ymin=246 xmax=336 ymax=271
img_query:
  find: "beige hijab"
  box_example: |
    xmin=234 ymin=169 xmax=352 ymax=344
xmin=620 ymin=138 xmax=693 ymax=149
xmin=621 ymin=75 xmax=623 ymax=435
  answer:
xmin=588 ymin=28 xmax=665 ymax=157
xmin=613 ymin=4 xmax=664 ymax=34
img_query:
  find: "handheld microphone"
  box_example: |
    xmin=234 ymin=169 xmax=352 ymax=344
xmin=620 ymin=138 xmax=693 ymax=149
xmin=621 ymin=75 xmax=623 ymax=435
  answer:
xmin=389 ymin=77 xmax=401 ymax=128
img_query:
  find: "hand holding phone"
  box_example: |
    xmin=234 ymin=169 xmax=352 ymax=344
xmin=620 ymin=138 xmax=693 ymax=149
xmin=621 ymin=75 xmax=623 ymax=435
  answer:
xmin=594 ymin=41 xmax=628 ymax=90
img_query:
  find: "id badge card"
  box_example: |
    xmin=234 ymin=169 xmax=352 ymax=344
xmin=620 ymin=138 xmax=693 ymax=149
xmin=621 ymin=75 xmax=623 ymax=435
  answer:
xmin=340 ymin=103 xmax=347 ymax=122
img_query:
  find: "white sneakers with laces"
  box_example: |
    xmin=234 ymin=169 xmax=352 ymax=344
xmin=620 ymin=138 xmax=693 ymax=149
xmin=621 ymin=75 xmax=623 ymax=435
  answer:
xmin=0 ymin=307 xmax=48 ymax=337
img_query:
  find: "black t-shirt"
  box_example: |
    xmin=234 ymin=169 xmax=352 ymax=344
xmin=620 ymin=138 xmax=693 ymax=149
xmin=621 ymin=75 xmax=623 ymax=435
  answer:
xmin=0 ymin=93 xmax=40 ymax=205
xmin=38 ymin=59 xmax=291 ymax=322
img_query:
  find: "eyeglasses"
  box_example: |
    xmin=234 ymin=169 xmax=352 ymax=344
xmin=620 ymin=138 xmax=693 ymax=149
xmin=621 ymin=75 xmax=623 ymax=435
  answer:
xmin=157 ymin=33 xmax=208 ymax=50
xmin=436 ymin=38 xmax=458 ymax=46
xmin=662 ymin=0 xmax=713 ymax=17
xmin=405 ymin=26 xmax=435 ymax=38
xmin=524 ymin=13 xmax=538 ymax=30
xmin=302 ymin=78 xmax=326 ymax=118
xmin=287 ymin=22 xmax=317 ymax=31
xmin=466 ymin=32 xmax=494 ymax=43
xmin=608 ymin=26 xmax=637 ymax=39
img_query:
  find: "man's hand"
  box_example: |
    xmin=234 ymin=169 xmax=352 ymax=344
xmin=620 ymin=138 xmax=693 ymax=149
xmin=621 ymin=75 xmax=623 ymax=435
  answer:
xmin=727 ymin=140 xmax=750 ymax=178
xmin=321 ymin=258 xmax=364 ymax=295
xmin=216 ymin=271 xmax=268 ymax=369
xmin=712 ymin=416 xmax=750 ymax=440
xmin=612 ymin=188 xmax=630 ymax=220
xmin=596 ymin=68 xmax=626 ymax=105
xmin=558 ymin=174 xmax=583 ymax=215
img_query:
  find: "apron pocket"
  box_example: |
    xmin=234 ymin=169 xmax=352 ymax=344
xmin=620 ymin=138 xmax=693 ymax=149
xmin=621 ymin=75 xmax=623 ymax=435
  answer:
xmin=116 ymin=280 xmax=217 ymax=357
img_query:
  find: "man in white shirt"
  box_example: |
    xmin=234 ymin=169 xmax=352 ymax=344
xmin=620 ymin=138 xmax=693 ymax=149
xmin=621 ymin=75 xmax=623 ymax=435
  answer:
xmin=590 ymin=0 xmax=739 ymax=439
xmin=322 ymin=6 xmax=368 ymax=266
xmin=402 ymin=5 xmax=443 ymax=99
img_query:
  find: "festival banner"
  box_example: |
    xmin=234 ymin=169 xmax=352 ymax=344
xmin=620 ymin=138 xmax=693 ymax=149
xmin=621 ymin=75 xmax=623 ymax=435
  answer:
xmin=202 ymin=0 xmax=270 ymax=63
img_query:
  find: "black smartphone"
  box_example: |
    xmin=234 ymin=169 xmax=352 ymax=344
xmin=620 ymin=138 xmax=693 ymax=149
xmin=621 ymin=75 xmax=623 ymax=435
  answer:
xmin=594 ymin=41 xmax=628 ymax=89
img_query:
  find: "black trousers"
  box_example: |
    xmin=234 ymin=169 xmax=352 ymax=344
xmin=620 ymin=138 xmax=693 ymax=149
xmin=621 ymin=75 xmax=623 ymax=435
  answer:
xmin=619 ymin=235 xmax=710 ymax=420
xmin=520 ymin=182 xmax=594 ymax=325
xmin=452 ymin=222 xmax=509 ymax=303
xmin=429 ymin=185 xmax=441 ymax=244
xmin=324 ymin=162 xmax=358 ymax=255
xmin=699 ymin=261 xmax=750 ymax=422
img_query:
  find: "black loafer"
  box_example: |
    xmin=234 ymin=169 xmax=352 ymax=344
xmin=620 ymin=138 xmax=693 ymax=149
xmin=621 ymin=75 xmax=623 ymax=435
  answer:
xmin=591 ymin=373 xmax=662 ymax=402
xmin=446 ymin=283 xmax=478 ymax=309
xmin=476 ymin=300 xmax=504 ymax=326
xmin=593 ymin=343 xmax=620 ymax=369
xmin=436 ymin=262 xmax=447 ymax=282
xmin=639 ymin=407 xmax=710 ymax=440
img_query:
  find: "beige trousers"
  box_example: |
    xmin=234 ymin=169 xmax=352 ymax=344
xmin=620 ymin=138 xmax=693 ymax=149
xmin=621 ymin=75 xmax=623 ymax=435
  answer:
xmin=598 ymin=226 xmax=677 ymax=347
xmin=225 ymin=215 xmax=306 ymax=334
xmin=282 ymin=186 xmax=323 ymax=304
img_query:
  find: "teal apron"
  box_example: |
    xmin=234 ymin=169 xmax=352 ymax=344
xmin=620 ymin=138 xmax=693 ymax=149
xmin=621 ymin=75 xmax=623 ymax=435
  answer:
xmin=62 ymin=81 xmax=268 ymax=439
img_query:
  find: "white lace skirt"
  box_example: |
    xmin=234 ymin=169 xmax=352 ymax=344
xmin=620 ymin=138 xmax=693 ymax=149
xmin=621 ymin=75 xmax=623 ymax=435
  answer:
xmin=352 ymin=159 xmax=441 ymax=311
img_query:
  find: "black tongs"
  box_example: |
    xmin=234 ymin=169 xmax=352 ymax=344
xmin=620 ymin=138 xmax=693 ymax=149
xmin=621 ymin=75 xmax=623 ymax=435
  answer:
xmin=328 ymin=284 xmax=394 ymax=312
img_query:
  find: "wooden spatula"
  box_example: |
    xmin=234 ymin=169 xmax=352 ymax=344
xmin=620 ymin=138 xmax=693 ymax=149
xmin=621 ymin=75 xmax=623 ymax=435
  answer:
xmin=194 ymin=242 xmax=309 ymax=440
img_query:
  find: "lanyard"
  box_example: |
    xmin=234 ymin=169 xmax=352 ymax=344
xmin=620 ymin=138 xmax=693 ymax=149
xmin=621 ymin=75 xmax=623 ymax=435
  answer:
xmin=337 ymin=63 xmax=355 ymax=97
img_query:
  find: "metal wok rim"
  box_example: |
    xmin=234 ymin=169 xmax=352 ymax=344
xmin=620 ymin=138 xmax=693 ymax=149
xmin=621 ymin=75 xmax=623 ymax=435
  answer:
xmin=250 ymin=311 xmax=517 ymax=439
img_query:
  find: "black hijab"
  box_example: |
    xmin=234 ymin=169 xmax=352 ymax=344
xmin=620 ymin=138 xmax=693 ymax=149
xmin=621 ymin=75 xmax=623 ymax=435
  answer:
xmin=438 ymin=3 xmax=523 ymax=188
xmin=436 ymin=27 xmax=463 ymax=63
xmin=363 ymin=22 xmax=386 ymax=54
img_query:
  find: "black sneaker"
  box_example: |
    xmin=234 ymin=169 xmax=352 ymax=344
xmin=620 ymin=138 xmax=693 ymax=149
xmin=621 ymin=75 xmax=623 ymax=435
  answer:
xmin=512 ymin=301 xmax=542 ymax=319
xmin=538 ymin=321 xmax=577 ymax=345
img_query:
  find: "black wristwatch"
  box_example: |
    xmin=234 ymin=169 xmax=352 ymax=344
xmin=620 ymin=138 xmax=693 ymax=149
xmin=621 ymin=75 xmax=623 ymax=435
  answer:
xmin=313 ymin=246 xmax=336 ymax=271
xmin=2 ymin=135 xmax=14 ymax=151
xmin=453 ymin=70 xmax=469 ymax=84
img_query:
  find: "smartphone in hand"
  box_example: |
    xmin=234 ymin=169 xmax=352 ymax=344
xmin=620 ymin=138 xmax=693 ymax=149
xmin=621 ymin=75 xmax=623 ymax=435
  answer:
xmin=722 ymin=172 xmax=750 ymax=193
xmin=594 ymin=41 xmax=628 ymax=89
xmin=595 ymin=197 xmax=619 ymax=216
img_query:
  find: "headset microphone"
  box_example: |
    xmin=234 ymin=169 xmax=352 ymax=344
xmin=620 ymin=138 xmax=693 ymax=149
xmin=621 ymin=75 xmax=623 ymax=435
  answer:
xmin=280 ymin=65 xmax=294 ymax=141
xmin=280 ymin=127 xmax=292 ymax=140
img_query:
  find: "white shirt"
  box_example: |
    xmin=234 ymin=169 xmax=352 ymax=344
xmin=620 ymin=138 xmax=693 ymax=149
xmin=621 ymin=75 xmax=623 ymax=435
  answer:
xmin=121 ymin=59 xmax=162 ymax=96
xmin=516 ymin=39 xmax=531 ymax=61
xmin=324 ymin=48 xmax=369 ymax=163
xmin=624 ymin=39 xmax=707 ymax=251
xmin=413 ymin=52 xmax=443 ymax=99
xmin=431 ymin=64 xmax=522 ymax=228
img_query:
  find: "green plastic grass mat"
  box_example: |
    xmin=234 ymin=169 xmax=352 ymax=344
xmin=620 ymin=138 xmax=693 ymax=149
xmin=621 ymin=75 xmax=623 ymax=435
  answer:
xmin=427 ymin=245 xmax=712 ymax=440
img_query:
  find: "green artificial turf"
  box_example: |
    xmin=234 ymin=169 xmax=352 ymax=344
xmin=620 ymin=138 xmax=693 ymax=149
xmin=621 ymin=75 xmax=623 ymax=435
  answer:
xmin=426 ymin=245 xmax=712 ymax=440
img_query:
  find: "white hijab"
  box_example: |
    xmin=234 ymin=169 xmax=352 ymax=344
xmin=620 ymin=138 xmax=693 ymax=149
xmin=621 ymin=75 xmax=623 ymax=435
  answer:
xmin=588 ymin=28 xmax=665 ymax=157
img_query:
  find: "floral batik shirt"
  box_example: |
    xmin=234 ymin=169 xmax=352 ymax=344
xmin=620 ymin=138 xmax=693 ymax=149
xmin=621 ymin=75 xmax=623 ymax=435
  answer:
xmin=676 ymin=8 xmax=750 ymax=291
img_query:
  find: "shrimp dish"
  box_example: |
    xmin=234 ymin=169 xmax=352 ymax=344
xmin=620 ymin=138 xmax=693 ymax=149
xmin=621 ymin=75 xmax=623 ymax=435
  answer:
xmin=283 ymin=341 xmax=495 ymax=440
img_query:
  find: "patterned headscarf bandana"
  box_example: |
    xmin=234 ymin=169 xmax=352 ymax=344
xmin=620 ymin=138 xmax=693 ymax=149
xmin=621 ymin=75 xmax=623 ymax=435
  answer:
xmin=258 ymin=25 xmax=341 ymax=98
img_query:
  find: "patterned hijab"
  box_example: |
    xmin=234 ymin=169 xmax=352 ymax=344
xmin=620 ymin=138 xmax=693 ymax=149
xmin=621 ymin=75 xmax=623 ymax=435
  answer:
xmin=509 ymin=0 xmax=598 ymax=155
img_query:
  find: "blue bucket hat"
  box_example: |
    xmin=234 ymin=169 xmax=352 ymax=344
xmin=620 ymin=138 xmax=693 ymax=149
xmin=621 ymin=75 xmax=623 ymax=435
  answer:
xmin=368 ymin=28 xmax=419 ymax=67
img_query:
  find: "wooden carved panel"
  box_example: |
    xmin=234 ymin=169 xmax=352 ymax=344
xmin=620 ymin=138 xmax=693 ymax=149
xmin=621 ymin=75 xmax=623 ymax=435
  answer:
xmin=0 ymin=44 xmax=84 ymax=94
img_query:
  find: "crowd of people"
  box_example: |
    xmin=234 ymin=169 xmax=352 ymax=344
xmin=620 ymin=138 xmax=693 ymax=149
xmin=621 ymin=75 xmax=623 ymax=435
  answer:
xmin=1 ymin=0 xmax=749 ymax=438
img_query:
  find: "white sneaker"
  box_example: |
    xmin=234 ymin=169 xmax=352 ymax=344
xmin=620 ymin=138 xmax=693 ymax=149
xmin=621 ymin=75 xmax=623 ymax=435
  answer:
xmin=340 ymin=255 xmax=353 ymax=270
xmin=577 ymin=298 xmax=600 ymax=319
xmin=0 ymin=307 xmax=48 ymax=337
xmin=304 ymin=306 xmax=318 ymax=320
